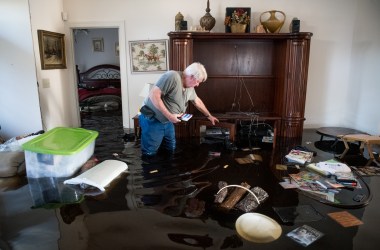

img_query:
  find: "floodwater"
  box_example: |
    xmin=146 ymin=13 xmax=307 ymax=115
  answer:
xmin=1 ymin=109 xmax=380 ymax=250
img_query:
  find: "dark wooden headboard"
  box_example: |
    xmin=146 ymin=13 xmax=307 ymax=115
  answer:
xmin=76 ymin=64 xmax=121 ymax=89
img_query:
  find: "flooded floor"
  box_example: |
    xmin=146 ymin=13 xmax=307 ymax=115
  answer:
xmin=1 ymin=109 xmax=380 ymax=250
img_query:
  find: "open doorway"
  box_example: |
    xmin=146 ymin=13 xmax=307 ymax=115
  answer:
xmin=68 ymin=21 xmax=130 ymax=130
xmin=73 ymin=28 xmax=122 ymax=129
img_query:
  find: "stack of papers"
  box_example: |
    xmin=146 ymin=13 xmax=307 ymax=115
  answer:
xmin=285 ymin=149 xmax=313 ymax=164
xmin=316 ymin=161 xmax=351 ymax=174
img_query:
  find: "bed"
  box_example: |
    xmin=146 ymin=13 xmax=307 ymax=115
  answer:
xmin=76 ymin=64 xmax=122 ymax=111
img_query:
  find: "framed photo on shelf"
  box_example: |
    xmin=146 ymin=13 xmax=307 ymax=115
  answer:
xmin=225 ymin=7 xmax=251 ymax=33
xmin=37 ymin=30 xmax=66 ymax=70
xmin=92 ymin=38 xmax=104 ymax=52
xmin=129 ymin=39 xmax=168 ymax=73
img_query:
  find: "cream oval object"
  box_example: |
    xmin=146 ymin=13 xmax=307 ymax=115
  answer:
xmin=235 ymin=213 xmax=282 ymax=243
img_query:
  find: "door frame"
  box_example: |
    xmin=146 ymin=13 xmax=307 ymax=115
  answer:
xmin=65 ymin=21 xmax=130 ymax=129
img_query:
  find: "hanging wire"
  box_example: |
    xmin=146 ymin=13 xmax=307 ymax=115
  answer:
xmin=230 ymin=45 xmax=256 ymax=112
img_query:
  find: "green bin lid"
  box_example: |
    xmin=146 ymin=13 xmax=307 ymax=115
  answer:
xmin=22 ymin=127 xmax=98 ymax=155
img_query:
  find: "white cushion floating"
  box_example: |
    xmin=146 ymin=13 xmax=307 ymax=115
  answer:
xmin=64 ymin=159 xmax=127 ymax=192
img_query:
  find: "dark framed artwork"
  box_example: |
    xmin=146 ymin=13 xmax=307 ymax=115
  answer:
xmin=92 ymin=38 xmax=104 ymax=52
xmin=225 ymin=7 xmax=251 ymax=33
xmin=37 ymin=30 xmax=66 ymax=70
xmin=129 ymin=39 xmax=168 ymax=73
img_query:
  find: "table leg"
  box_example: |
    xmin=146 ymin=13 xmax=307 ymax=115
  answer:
xmin=366 ymin=144 xmax=374 ymax=166
xmin=340 ymin=138 xmax=350 ymax=159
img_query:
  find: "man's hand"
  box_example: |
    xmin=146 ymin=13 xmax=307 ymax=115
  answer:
xmin=207 ymin=115 xmax=219 ymax=125
xmin=168 ymin=113 xmax=182 ymax=123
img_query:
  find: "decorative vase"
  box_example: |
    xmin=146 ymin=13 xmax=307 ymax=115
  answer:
xmin=175 ymin=12 xmax=184 ymax=31
xmin=230 ymin=23 xmax=247 ymax=33
xmin=260 ymin=10 xmax=286 ymax=33
xmin=199 ymin=0 xmax=216 ymax=31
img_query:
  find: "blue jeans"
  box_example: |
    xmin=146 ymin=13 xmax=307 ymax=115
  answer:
xmin=139 ymin=114 xmax=176 ymax=156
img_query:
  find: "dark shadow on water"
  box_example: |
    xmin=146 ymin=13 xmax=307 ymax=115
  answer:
xmin=81 ymin=109 xmax=127 ymax=162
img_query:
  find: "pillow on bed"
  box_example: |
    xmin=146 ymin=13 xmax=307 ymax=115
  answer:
xmin=0 ymin=151 xmax=26 ymax=177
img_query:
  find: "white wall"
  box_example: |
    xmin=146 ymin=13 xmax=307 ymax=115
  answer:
xmin=62 ymin=0 xmax=380 ymax=135
xmin=0 ymin=0 xmax=43 ymax=139
xmin=28 ymin=0 xmax=79 ymax=134
xmin=74 ymin=28 xmax=120 ymax=71
xmin=346 ymin=0 xmax=380 ymax=135
xmin=1 ymin=0 xmax=379 ymax=139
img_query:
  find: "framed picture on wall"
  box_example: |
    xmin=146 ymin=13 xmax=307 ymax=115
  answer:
xmin=37 ymin=30 xmax=67 ymax=70
xmin=129 ymin=39 xmax=168 ymax=73
xmin=92 ymin=38 xmax=104 ymax=52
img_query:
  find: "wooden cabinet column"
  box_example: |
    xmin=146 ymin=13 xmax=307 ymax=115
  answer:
xmin=169 ymin=38 xmax=193 ymax=71
xmin=277 ymin=38 xmax=312 ymax=137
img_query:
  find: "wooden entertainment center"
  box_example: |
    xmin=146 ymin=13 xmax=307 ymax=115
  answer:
xmin=167 ymin=32 xmax=313 ymax=141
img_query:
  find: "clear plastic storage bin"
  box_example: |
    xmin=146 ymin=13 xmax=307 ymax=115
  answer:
xmin=22 ymin=127 xmax=98 ymax=178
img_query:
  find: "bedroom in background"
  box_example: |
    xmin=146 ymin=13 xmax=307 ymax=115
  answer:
xmin=73 ymin=28 xmax=122 ymax=128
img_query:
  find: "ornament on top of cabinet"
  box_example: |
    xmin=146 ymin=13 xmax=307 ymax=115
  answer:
xmin=289 ymin=17 xmax=300 ymax=33
xmin=200 ymin=0 xmax=216 ymax=31
xmin=175 ymin=12 xmax=184 ymax=31
xmin=260 ymin=10 xmax=286 ymax=33
xmin=224 ymin=7 xmax=251 ymax=33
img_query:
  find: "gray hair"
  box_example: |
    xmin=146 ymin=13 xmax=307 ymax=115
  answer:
xmin=184 ymin=62 xmax=207 ymax=82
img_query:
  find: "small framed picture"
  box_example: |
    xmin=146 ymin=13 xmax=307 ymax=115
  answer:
xmin=92 ymin=38 xmax=104 ymax=52
xmin=129 ymin=39 xmax=168 ymax=73
xmin=37 ymin=30 xmax=66 ymax=70
xmin=225 ymin=7 xmax=251 ymax=33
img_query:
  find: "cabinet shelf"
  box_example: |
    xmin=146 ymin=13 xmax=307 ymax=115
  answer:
xmin=168 ymin=32 xmax=313 ymax=139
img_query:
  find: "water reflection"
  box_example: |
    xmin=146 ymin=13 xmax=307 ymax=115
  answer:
xmin=126 ymin=148 xmax=220 ymax=218
xmin=28 ymin=177 xmax=83 ymax=209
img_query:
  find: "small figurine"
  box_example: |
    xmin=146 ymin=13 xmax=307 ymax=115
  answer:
xmin=256 ymin=25 xmax=266 ymax=33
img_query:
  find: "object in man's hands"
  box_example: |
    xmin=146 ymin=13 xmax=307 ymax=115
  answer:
xmin=220 ymin=182 xmax=251 ymax=210
xmin=179 ymin=113 xmax=193 ymax=121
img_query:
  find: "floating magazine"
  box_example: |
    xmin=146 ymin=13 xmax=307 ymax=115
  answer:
xmin=287 ymin=225 xmax=324 ymax=247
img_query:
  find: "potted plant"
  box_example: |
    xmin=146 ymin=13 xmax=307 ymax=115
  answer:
xmin=224 ymin=9 xmax=250 ymax=33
